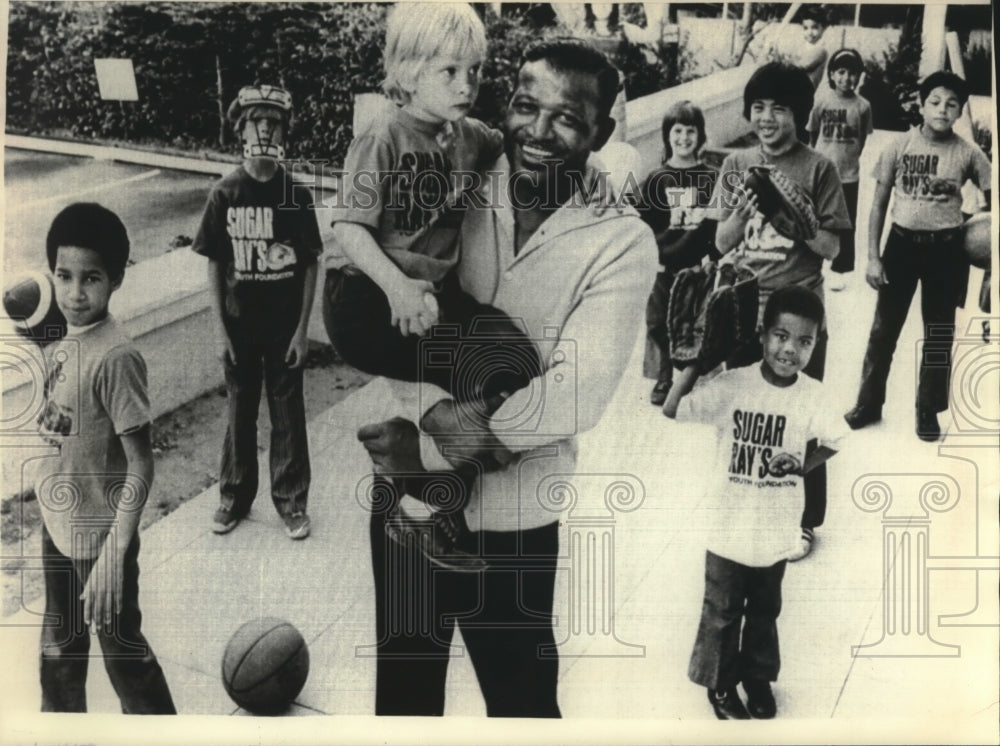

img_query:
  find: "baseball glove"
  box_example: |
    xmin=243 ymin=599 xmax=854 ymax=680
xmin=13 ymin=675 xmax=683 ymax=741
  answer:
xmin=668 ymin=261 xmax=759 ymax=372
xmin=744 ymin=165 xmax=819 ymax=241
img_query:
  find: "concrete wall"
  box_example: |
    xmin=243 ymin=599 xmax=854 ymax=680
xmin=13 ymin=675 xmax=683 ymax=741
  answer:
xmin=677 ymin=19 xmax=901 ymax=80
xmin=624 ymin=63 xmax=757 ymax=178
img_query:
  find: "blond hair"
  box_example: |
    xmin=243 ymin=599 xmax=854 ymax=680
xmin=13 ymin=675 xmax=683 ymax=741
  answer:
xmin=382 ymin=2 xmax=487 ymax=104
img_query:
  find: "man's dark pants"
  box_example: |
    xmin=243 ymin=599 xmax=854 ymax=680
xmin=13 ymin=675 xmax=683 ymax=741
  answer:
xmin=853 ymin=225 xmax=963 ymax=415
xmin=368 ymin=481 xmax=561 ymax=717
xmin=219 ymin=329 xmax=310 ymax=517
xmin=727 ymin=327 xmax=829 ymax=530
xmin=688 ymin=551 xmax=787 ymax=689
xmin=40 ymin=526 xmax=176 ymax=713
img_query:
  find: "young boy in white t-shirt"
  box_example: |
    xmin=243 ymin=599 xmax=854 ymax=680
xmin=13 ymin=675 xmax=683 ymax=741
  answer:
xmin=666 ymin=286 xmax=848 ymax=720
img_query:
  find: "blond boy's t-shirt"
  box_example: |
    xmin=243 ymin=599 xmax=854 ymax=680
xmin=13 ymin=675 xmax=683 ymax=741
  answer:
xmin=328 ymin=102 xmax=503 ymax=282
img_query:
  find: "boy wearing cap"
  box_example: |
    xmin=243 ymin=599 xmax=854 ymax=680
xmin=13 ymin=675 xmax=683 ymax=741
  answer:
xmin=808 ymin=48 xmax=873 ymax=289
xmin=193 ymin=85 xmax=322 ymax=539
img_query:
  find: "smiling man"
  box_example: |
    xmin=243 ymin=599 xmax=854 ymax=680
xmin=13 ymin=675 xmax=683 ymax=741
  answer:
xmin=357 ymin=38 xmax=656 ymax=717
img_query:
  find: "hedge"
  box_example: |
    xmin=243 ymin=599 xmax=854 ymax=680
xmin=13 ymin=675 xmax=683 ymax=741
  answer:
xmin=6 ymin=2 xmax=672 ymax=166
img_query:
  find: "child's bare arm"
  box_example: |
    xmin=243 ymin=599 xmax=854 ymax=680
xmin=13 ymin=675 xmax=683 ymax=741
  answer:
xmin=81 ymin=426 xmax=153 ymax=628
xmin=286 ymin=262 xmax=318 ymax=368
xmin=207 ymin=259 xmax=236 ymax=365
xmin=805 ymin=228 xmax=840 ymax=260
xmin=715 ymin=190 xmax=759 ymax=254
xmin=865 ymin=179 xmax=893 ymax=289
xmin=662 ymin=365 xmax=700 ymax=419
xmin=332 ymin=222 xmax=437 ymax=336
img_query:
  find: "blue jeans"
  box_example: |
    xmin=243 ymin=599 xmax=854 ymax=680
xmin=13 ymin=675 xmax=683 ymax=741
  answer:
xmin=219 ymin=330 xmax=310 ymax=517
xmin=688 ymin=551 xmax=787 ymax=690
xmin=39 ymin=525 xmax=175 ymax=713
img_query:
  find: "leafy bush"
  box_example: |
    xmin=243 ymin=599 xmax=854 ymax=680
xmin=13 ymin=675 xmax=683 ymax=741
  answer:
xmin=6 ymin=2 xmax=685 ymax=165
xmin=472 ymin=7 xmax=552 ymax=129
xmin=971 ymin=120 xmax=992 ymax=161
xmin=962 ymin=41 xmax=992 ymax=98
xmin=862 ymin=7 xmax=923 ymax=131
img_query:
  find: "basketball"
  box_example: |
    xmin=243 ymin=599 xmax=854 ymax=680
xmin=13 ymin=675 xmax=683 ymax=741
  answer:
xmin=963 ymin=212 xmax=991 ymax=270
xmin=221 ymin=617 xmax=310 ymax=714
xmin=2 ymin=270 xmax=68 ymax=346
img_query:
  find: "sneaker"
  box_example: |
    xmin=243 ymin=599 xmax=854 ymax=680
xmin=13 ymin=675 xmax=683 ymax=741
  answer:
xmin=283 ymin=511 xmax=311 ymax=540
xmin=707 ymin=688 xmax=751 ymax=720
xmin=386 ymin=506 xmax=487 ymax=572
xmin=844 ymin=403 xmax=882 ymax=430
xmin=742 ymin=679 xmax=777 ymax=719
xmin=650 ymin=380 xmax=671 ymax=406
xmin=212 ymin=503 xmax=245 ymax=534
xmin=788 ymin=527 xmax=815 ymax=562
xmin=916 ymin=408 xmax=941 ymax=442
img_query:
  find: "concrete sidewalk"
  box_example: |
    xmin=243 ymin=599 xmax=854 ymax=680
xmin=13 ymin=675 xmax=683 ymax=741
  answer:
xmin=2 ymin=131 xmax=997 ymax=741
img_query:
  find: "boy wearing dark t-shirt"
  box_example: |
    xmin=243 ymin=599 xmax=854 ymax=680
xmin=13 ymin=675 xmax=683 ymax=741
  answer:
xmin=193 ymin=85 xmax=322 ymax=539
xmin=844 ymin=71 xmax=992 ymax=441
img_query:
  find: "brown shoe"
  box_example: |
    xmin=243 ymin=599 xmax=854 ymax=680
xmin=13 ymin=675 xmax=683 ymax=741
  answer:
xmin=386 ymin=506 xmax=487 ymax=572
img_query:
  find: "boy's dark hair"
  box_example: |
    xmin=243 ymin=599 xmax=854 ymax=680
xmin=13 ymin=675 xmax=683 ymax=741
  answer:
xmin=762 ymin=285 xmax=825 ymax=330
xmin=799 ymin=6 xmax=827 ymax=26
xmin=919 ymin=71 xmax=970 ymax=106
xmin=522 ymin=37 xmax=622 ymax=123
xmin=827 ymin=48 xmax=863 ymax=88
xmin=660 ymin=100 xmax=707 ymax=160
xmin=743 ymin=62 xmax=814 ymax=130
xmin=46 ymin=202 xmax=130 ymax=278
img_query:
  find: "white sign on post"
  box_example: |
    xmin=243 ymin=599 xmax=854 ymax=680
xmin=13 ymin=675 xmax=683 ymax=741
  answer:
xmin=94 ymin=58 xmax=139 ymax=101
